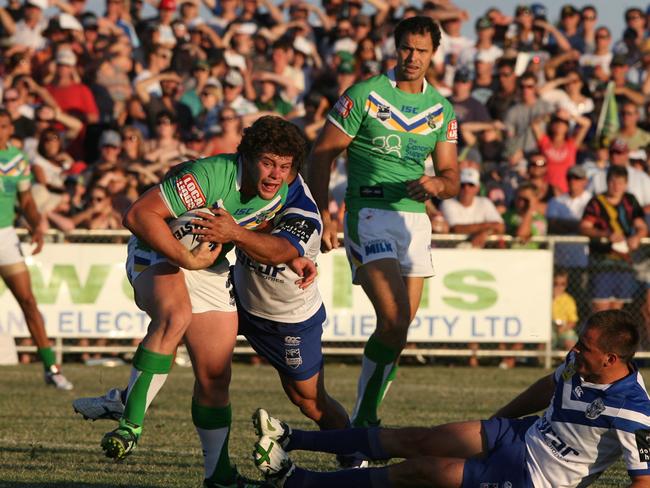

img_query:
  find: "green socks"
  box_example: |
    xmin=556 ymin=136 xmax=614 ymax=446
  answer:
xmin=351 ymin=336 xmax=400 ymax=427
xmin=37 ymin=347 xmax=56 ymax=370
xmin=193 ymin=401 xmax=238 ymax=483
xmin=120 ymin=345 xmax=173 ymax=434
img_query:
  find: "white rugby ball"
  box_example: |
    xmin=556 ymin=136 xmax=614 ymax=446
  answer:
xmin=169 ymin=207 xmax=214 ymax=251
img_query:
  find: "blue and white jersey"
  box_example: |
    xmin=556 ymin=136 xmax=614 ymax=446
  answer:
xmin=234 ymin=174 xmax=323 ymax=323
xmin=526 ymin=352 xmax=650 ymax=487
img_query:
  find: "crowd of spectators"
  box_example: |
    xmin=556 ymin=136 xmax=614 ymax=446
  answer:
xmin=9 ymin=0 xmax=650 ymax=360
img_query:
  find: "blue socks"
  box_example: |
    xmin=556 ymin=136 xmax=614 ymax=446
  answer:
xmin=286 ymin=426 xmax=388 ymax=460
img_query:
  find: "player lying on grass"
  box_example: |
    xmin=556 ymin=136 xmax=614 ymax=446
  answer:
xmin=73 ymin=136 xmax=353 ymax=486
xmin=252 ymin=309 xmax=650 ymax=488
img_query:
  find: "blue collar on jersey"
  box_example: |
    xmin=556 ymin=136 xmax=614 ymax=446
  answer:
xmin=386 ymin=68 xmax=428 ymax=94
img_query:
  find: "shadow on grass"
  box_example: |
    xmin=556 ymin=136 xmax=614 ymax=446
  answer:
xmin=0 ymin=484 xmax=157 ymax=488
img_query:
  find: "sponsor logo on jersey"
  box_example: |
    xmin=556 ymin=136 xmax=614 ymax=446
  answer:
xmin=282 ymin=218 xmax=317 ymax=243
xmin=284 ymin=336 xmax=301 ymax=346
xmin=635 ymin=429 xmax=650 ymax=462
xmin=479 ymin=483 xmax=499 ymax=488
xmin=367 ymin=91 xmax=443 ymax=135
xmin=537 ymin=416 xmax=580 ymax=458
xmin=285 ymin=348 xmax=303 ymax=368
xmin=334 ymin=95 xmax=354 ymax=119
xmin=376 ymin=104 xmax=391 ymax=121
xmin=446 ymin=119 xmax=458 ymax=141
xmin=371 ymin=134 xmax=402 ymax=157
xmin=359 ymin=186 xmax=384 ymax=198
xmin=364 ymin=240 xmax=393 ymax=256
xmin=176 ymin=174 xmax=206 ymax=210
xmin=504 ymin=482 xmax=512 ymax=488
xmin=573 ymin=386 xmax=583 ymax=398
xmin=585 ymin=398 xmax=606 ymax=419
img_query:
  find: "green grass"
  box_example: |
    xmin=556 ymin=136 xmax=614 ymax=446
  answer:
xmin=0 ymin=362 xmax=635 ymax=487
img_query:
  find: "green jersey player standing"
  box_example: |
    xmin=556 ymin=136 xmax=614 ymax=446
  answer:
xmin=308 ymin=16 xmax=459 ymax=431
xmin=0 ymin=110 xmax=73 ymax=390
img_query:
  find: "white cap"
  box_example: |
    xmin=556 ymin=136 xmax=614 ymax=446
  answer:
xmin=235 ymin=22 xmax=257 ymax=35
xmin=59 ymin=13 xmax=83 ymax=31
xmin=332 ymin=37 xmax=357 ymax=55
xmin=223 ymin=51 xmax=247 ymax=72
xmin=26 ymin=0 xmax=47 ymax=10
xmin=224 ymin=69 xmax=244 ymax=87
xmin=460 ymin=168 xmax=480 ymax=186
xmin=293 ymin=36 xmax=313 ymax=56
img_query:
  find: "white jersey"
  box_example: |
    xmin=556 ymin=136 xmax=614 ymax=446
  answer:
xmin=234 ymin=174 xmax=323 ymax=323
xmin=440 ymin=196 xmax=503 ymax=227
xmin=525 ymin=353 xmax=650 ymax=488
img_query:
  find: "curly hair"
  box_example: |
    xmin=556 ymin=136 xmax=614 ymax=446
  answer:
xmin=237 ymin=116 xmax=308 ymax=171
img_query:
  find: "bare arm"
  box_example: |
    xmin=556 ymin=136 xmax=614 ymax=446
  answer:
xmin=615 ymin=85 xmax=646 ymax=106
xmin=0 ymin=7 xmax=16 ymax=36
xmin=492 ymin=373 xmax=555 ymax=418
xmin=630 ymin=476 xmax=650 ymax=488
xmin=572 ymin=114 xmax=592 ymax=148
xmin=17 ymin=188 xmax=45 ymax=255
xmin=259 ymin=0 xmax=284 ymax=25
xmin=307 ymin=121 xmax=353 ymax=251
xmin=123 ymin=186 xmax=220 ymax=269
xmin=451 ymin=221 xmax=504 ymax=234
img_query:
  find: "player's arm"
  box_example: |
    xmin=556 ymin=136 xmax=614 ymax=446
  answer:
xmin=407 ymin=142 xmax=460 ymax=202
xmin=308 ymin=121 xmax=353 ymax=251
xmin=194 ymin=208 xmax=308 ymax=265
xmin=123 ymin=187 xmax=219 ymax=270
xmin=17 ymin=188 xmax=46 ymax=255
xmin=491 ymin=373 xmax=555 ymax=419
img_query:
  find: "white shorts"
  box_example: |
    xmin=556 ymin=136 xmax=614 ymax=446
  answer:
xmin=125 ymin=237 xmax=236 ymax=314
xmin=344 ymin=208 xmax=434 ymax=283
xmin=0 ymin=227 xmax=24 ymax=267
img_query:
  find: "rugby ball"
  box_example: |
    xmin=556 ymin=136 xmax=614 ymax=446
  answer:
xmin=168 ymin=207 xmax=214 ymax=251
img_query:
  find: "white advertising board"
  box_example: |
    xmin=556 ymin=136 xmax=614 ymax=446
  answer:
xmin=0 ymin=245 xmax=552 ymax=343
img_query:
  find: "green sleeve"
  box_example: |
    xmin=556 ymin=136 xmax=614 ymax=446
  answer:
xmin=160 ymin=160 xmax=225 ymax=217
xmin=326 ymin=81 xmax=369 ymax=138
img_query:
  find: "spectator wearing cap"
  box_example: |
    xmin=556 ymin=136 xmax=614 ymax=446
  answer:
xmin=580 ymin=164 xmax=648 ymax=313
xmin=221 ymin=69 xmax=257 ymax=117
xmin=136 ymin=70 xmax=192 ymax=138
xmin=608 ymin=54 xmax=646 ymax=109
xmin=557 ymin=4 xmax=584 ymax=53
xmin=10 ymin=0 xmax=47 ymax=49
xmin=470 ymin=51 xmax=497 ymax=105
xmin=450 ymin=67 xmax=490 ymax=127
xmin=526 ymin=154 xmax=554 ymax=206
xmin=531 ymin=108 xmax=591 ymax=194
xmin=615 ymin=101 xmax=650 ymax=151
xmin=504 ymin=72 xmax=553 ymax=162
xmin=459 ymin=16 xmax=503 ymax=69
xmin=440 ymin=167 xmax=504 ymax=249
xmin=350 ymin=14 xmax=372 ymax=43
xmin=589 ymin=138 xmax=650 ymax=214
xmin=504 ymin=4 xmax=535 ymax=52
xmin=335 ymin=54 xmax=357 ymax=96
xmin=547 ymin=164 xmax=592 ymax=298
xmin=486 ymin=58 xmax=518 ymax=121
xmin=154 ymin=0 xmax=178 ymax=49
xmin=579 ymin=26 xmax=613 ymax=81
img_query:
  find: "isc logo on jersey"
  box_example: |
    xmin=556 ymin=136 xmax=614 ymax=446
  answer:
xmin=334 ymin=95 xmax=354 ymax=119
xmin=176 ymin=174 xmax=206 ymax=210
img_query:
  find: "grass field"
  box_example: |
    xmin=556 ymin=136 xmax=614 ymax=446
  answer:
xmin=0 ymin=362 xmax=635 ymax=487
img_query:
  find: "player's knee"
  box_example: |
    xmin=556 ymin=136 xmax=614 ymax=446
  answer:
xmin=292 ymin=395 xmax=323 ymax=422
xmin=156 ymin=304 xmax=192 ymax=338
xmin=16 ymin=292 xmax=38 ymax=315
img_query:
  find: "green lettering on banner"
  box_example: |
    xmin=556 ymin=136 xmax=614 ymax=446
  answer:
xmin=29 ymin=264 xmax=110 ymax=304
xmin=442 ymin=270 xmax=497 ymax=311
xmin=332 ymin=255 xmax=352 ymax=308
xmin=419 ymin=279 xmax=429 ymax=308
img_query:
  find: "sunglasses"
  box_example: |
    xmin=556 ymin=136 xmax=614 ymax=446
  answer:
xmin=582 ymin=15 xmax=596 ymax=21
xmin=498 ymin=71 xmax=514 ymax=77
xmin=622 ymin=111 xmax=638 ymax=116
xmin=3 ymin=97 xmax=18 ymax=102
xmin=91 ymin=195 xmax=106 ymax=201
xmin=157 ymin=119 xmax=173 ymax=125
xmin=220 ymin=115 xmax=237 ymax=121
xmin=520 ymin=83 xmax=536 ymax=89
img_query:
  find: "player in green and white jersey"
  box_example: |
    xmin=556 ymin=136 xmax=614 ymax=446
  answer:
xmin=101 ymin=117 xmax=307 ymax=488
xmin=0 ymin=110 xmax=73 ymax=391
xmin=309 ymin=17 xmax=460 ymax=432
